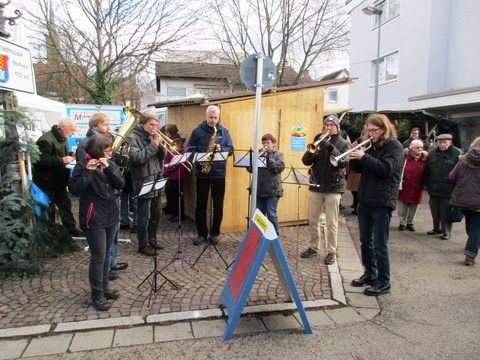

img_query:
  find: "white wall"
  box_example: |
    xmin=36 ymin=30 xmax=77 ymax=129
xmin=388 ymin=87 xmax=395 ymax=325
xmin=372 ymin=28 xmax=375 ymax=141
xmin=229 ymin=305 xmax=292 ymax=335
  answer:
xmin=348 ymin=0 xmax=480 ymax=112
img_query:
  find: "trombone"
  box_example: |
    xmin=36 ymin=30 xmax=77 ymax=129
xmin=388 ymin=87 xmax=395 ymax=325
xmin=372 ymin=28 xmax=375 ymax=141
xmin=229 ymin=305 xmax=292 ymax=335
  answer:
xmin=306 ymin=130 xmax=330 ymax=153
xmin=329 ymin=137 xmax=373 ymax=167
xmin=153 ymin=130 xmax=193 ymax=172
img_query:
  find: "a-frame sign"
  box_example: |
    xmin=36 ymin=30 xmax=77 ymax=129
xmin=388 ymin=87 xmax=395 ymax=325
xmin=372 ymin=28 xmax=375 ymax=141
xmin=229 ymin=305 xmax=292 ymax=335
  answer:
xmin=219 ymin=209 xmax=312 ymax=340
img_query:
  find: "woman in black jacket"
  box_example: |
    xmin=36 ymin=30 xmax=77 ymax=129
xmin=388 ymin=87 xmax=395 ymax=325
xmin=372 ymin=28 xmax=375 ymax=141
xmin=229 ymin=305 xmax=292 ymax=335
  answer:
xmin=69 ymin=134 xmax=125 ymax=311
xmin=349 ymin=114 xmax=403 ymax=296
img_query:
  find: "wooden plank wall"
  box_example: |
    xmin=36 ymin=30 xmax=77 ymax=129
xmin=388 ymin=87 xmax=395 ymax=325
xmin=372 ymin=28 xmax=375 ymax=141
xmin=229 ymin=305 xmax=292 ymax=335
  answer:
xmin=166 ymin=86 xmax=325 ymax=233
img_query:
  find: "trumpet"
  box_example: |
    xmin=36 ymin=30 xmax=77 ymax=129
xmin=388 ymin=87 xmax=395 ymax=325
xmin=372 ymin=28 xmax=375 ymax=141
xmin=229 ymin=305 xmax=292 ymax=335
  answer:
xmin=153 ymin=129 xmax=193 ymax=172
xmin=259 ymin=147 xmax=269 ymax=157
xmin=306 ymin=130 xmax=330 ymax=153
xmin=329 ymin=137 xmax=373 ymax=167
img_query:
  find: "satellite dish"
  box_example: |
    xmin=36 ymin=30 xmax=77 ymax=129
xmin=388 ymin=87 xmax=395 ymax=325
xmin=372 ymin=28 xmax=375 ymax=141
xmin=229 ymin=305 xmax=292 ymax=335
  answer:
xmin=240 ymin=54 xmax=276 ymax=91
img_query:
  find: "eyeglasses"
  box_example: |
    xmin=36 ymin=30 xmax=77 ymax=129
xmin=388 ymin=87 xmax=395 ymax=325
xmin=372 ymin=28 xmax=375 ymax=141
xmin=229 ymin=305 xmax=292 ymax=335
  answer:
xmin=366 ymin=128 xmax=381 ymax=133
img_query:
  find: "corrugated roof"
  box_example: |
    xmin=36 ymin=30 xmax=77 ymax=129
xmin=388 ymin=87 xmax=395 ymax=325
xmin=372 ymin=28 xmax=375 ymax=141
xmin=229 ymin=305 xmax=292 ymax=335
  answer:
xmin=149 ymin=77 xmax=352 ymax=108
xmin=155 ymin=61 xmax=299 ymax=87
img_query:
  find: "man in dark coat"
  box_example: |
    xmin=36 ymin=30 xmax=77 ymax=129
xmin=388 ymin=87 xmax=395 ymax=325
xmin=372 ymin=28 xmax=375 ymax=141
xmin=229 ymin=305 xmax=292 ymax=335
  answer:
xmin=300 ymin=114 xmax=350 ymax=265
xmin=127 ymin=111 xmax=165 ymax=256
xmin=33 ymin=119 xmax=82 ymax=236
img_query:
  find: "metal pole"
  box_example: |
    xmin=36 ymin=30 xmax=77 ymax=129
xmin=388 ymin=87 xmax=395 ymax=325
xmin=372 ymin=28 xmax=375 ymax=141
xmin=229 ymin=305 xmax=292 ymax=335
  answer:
xmin=250 ymin=53 xmax=264 ymax=218
xmin=373 ymin=17 xmax=382 ymax=112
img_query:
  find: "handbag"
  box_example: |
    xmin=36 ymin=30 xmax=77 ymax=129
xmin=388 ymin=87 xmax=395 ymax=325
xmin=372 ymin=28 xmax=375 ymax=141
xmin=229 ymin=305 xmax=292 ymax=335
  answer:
xmin=449 ymin=206 xmax=464 ymax=223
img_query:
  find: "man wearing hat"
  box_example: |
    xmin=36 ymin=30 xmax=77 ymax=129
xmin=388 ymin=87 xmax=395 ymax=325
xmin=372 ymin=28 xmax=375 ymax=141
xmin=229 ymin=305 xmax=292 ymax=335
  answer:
xmin=424 ymin=133 xmax=462 ymax=240
xmin=301 ymin=114 xmax=350 ymax=265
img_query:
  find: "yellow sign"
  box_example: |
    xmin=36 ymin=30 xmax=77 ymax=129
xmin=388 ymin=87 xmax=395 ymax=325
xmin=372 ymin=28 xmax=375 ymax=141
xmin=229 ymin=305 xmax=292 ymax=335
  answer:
xmin=253 ymin=212 xmax=268 ymax=233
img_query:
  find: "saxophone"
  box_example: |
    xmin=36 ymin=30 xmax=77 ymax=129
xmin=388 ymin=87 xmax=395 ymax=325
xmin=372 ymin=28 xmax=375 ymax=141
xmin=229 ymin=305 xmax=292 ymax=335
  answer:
xmin=201 ymin=125 xmax=217 ymax=174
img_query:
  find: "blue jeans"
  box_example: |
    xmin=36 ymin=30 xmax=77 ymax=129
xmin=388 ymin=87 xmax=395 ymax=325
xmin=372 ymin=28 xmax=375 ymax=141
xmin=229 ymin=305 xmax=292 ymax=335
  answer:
xmin=257 ymin=196 xmax=280 ymax=236
xmin=110 ymin=195 xmax=121 ymax=269
xmin=464 ymin=210 xmax=480 ymax=259
xmin=120 ymin=192 xmax=137 ymax=226
xmin=357 ymin=204 xmax=393 ymax=286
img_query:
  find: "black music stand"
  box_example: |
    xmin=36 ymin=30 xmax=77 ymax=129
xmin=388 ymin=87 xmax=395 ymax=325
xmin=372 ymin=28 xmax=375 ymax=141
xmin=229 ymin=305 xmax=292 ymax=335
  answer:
xmin=192 ymin=151 xmax=230 ymax=269
xmin=136 ymin=172 xmax=180 ymax=306
xmin=281 ymin=166 xmax=319 ymax=301
xmin=159 ymin=151 xmax=196 ymax=272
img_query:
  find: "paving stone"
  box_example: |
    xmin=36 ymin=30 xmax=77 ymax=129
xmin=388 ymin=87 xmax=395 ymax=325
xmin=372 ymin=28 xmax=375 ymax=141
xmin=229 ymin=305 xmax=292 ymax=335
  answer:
xmin=154 ymin=322 xmax=194 ymax=342
xmin=356 ymin=307 xmax=381 ymax=320
xmin=54 ymin=316 xmax=144 ymax=333
xmin=147 ymin=308 xmax=223 ymax=323
xmin=233 ymin=316 xmax=267 ymax=334
xmin=69 ymin=329 xmax=114 ymax=352
xmin=346 ymin=293 xmax=380 ymax=309
xmin=0 ymin=339 xmax=29 ymax=360
xmin=0 ymin=325 xmax=50 ymax=339
xmin=113 ymin=326 xmax=153 ymax=347
xmin=324 ymin=307 xmax=365 ymax=324
xmin=191 ymin=319 xmax=226 ymax=338
xmin=262 ymin=313 xmax=302 ymax=331
xmin=295 ymin=310 xmax=334 ymax=328
xmin=22 ymin=333 xmax=72 ymax=358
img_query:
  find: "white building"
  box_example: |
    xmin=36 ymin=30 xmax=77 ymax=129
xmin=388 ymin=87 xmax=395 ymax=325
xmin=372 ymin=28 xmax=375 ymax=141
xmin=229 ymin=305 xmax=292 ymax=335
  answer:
xmin=347 ymin=0 xmax=480 ymax=144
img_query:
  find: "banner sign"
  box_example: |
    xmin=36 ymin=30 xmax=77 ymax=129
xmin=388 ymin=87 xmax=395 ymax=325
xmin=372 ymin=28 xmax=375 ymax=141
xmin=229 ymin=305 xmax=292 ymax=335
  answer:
xmin=0 ymin=38 xmax=35 ymax=94
xmin=219 ymin=209 xmax=311 ymax=340
xmin=291 ymin=125 xmax=307 ymax=151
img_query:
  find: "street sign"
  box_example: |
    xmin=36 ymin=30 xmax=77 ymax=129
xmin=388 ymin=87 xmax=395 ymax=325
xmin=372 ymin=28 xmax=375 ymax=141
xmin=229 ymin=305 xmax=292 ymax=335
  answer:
xmin=0 ymin=38 xmax=35 ymax=94
xmin=240 ymin=54 xmax=276 ymax=91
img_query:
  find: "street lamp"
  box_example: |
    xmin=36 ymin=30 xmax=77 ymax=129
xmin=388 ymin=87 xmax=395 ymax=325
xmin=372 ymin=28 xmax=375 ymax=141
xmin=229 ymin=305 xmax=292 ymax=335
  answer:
xmin=362 ymin=6 xmax=383 ymax=112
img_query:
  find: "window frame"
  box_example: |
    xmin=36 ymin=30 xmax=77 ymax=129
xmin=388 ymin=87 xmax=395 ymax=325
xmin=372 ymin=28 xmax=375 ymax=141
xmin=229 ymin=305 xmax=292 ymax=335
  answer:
xmin=370 ymin=50 xmax=399 ymax=86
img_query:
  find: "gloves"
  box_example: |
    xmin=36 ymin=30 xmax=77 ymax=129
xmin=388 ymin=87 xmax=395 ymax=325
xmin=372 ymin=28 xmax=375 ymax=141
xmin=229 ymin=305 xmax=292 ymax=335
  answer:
xmin=320 ymin=140 xmax=334 ymax=152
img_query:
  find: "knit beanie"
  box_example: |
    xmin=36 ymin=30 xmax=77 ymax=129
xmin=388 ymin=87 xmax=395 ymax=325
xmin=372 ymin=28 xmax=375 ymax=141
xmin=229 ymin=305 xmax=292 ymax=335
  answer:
xmin=324 ymin=114 xmax=340 ymax=131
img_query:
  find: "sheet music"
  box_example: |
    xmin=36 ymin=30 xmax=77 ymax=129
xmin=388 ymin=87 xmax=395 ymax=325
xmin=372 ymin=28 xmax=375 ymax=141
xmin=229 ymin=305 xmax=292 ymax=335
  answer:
xmin=165 ymin=152 xmax=192 ymax=167
xmin=291 ymin=172 xmax=310 ymax=185
xmin=194 ymin=151 xmax=229 ymax=162
xmin=138 ymin=178 xmax=167 ymax=197
xmin=234 ymin=156 xmax=267 ymax=168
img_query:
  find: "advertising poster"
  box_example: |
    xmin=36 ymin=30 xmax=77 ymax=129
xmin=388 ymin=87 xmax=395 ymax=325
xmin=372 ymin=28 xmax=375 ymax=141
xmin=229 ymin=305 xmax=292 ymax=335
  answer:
xmin=0 ymin=38 xmax=35 ymax=94
xmin=291 ymin=125 xmax=307 ymax=151
xmin=66 ymin=105 xmax=124 ymax=152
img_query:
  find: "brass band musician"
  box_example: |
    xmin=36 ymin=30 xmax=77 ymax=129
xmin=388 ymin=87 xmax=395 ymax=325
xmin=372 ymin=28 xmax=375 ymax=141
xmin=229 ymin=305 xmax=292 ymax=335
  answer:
xmin=187 ymin=105 xmax=234 ymax=246
xmin=300 ymin=114 xmax=350 ymax=265
xmin=126 ymin=111 xmax=165 ymax=256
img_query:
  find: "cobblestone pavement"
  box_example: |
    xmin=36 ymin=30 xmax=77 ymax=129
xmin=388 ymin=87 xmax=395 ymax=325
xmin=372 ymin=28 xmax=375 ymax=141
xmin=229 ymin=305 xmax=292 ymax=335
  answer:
xmin=0 ymin=214 xmax=333 ymax=329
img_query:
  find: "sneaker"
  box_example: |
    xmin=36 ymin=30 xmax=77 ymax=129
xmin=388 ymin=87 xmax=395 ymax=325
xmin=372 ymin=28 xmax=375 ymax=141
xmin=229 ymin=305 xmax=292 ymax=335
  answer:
xmin=464 ymin=256 xmax=475 ymax=266
xmin=406 ymin=224 xmax=416 ymax=231
xmin=108 ymin=271 xmax=118 ymax=281
xmin=301 ymin=248 xmax=318 ymax=258
xmin=324 ymin=253 xmax=336 ymax=265
xmin=92 ymin=297 xmax=110 ymax=311
xmin=104 ymin=288 xmax=120 ymax=300
xmin=440 ymin=233 xmax=451 ymax=240
xmin=111 ymin=262 xmax=128 ymax=271
xmin=138 ymin=245 xmax=156 ymax=256
xmin=194 ymin=236 xmax=207 ymax=246
xmin=399 ymin=224 xmax=406 ymax=231
xmin=209 ymin=235 xmax=219 ymax=245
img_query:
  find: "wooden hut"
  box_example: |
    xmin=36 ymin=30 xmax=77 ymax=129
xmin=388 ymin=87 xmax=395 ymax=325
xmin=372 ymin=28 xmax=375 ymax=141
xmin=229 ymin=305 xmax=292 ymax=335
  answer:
xmin=151 ymin=79 xmax=351 ymax=233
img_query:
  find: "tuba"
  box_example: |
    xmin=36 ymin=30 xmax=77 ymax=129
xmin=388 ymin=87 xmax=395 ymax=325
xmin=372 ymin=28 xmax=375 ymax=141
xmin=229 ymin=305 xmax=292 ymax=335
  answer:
xmin=200 ymin=125 xmax=217 ymax=174
xmin=112 ymin=106 xmax=142 ymax=157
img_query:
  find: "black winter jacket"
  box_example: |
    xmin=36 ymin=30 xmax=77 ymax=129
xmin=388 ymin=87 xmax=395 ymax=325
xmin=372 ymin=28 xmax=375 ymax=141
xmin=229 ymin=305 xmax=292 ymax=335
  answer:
xmin=33 ymin=125 xmax=71 ymax=192
xmin=301 ymin=133 xmax=350 ymax=193
xmin=68 ymin=160 xmax=125 ymax=230
xmin=247 ymin=148 xmax=285 ymax=197
xmin=126 ymin=127 xmax=165 ymax=198
xmin=187 ymin=121 xmax=234 ymax=179
xmin=349 ymin=139 xmax=403 ymax=209
xmin=424 ymin=145 xmax=461 ymax=198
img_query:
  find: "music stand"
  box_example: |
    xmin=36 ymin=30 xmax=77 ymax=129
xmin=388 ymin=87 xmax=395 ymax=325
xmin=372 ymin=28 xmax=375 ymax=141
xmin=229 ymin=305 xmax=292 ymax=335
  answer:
xmin=159 ymin=151 xmax=196 ymax=272
xmin=136 ymin=171 xmax=180 ymax=306
xmin=281 ymin=166 xmax=319 ymax=301
xmin=192 ymin=151 xmax=229 ymax=269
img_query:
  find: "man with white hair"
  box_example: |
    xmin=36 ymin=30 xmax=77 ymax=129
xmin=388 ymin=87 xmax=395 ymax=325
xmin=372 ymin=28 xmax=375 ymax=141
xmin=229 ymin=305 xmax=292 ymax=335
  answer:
xmin=33 ymin=118 xmax=82 ymax=236
xmin=187 ymin=105 xmax=234 ymax=246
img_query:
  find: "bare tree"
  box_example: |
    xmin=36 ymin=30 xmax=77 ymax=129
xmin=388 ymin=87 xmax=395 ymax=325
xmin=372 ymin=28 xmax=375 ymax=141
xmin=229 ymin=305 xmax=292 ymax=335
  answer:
xmin=24 ymin=0 xmax=201 ymax=104
xmin=209 ymin=0 xmax=349 ymax=84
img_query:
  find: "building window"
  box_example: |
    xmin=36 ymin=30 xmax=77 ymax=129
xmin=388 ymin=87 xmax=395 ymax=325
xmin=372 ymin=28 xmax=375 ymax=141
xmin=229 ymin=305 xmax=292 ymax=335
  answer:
xmin=167 ymin=87 xmax=186 ymax=98
xmin=370 ymin=51 xmax=399 ymax=86
xmin=374 ymin=0 xmax=400 ymax=26
xmin=327 ymin=88 xmax=338 ymax=103
xmin=194 ymin=84 xmax=227 ymax=97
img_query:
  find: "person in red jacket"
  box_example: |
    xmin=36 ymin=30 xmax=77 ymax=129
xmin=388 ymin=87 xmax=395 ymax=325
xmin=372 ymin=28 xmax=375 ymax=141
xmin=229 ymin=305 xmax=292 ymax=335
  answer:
xmin=397 ymin=139 xmax=428 ymax=231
